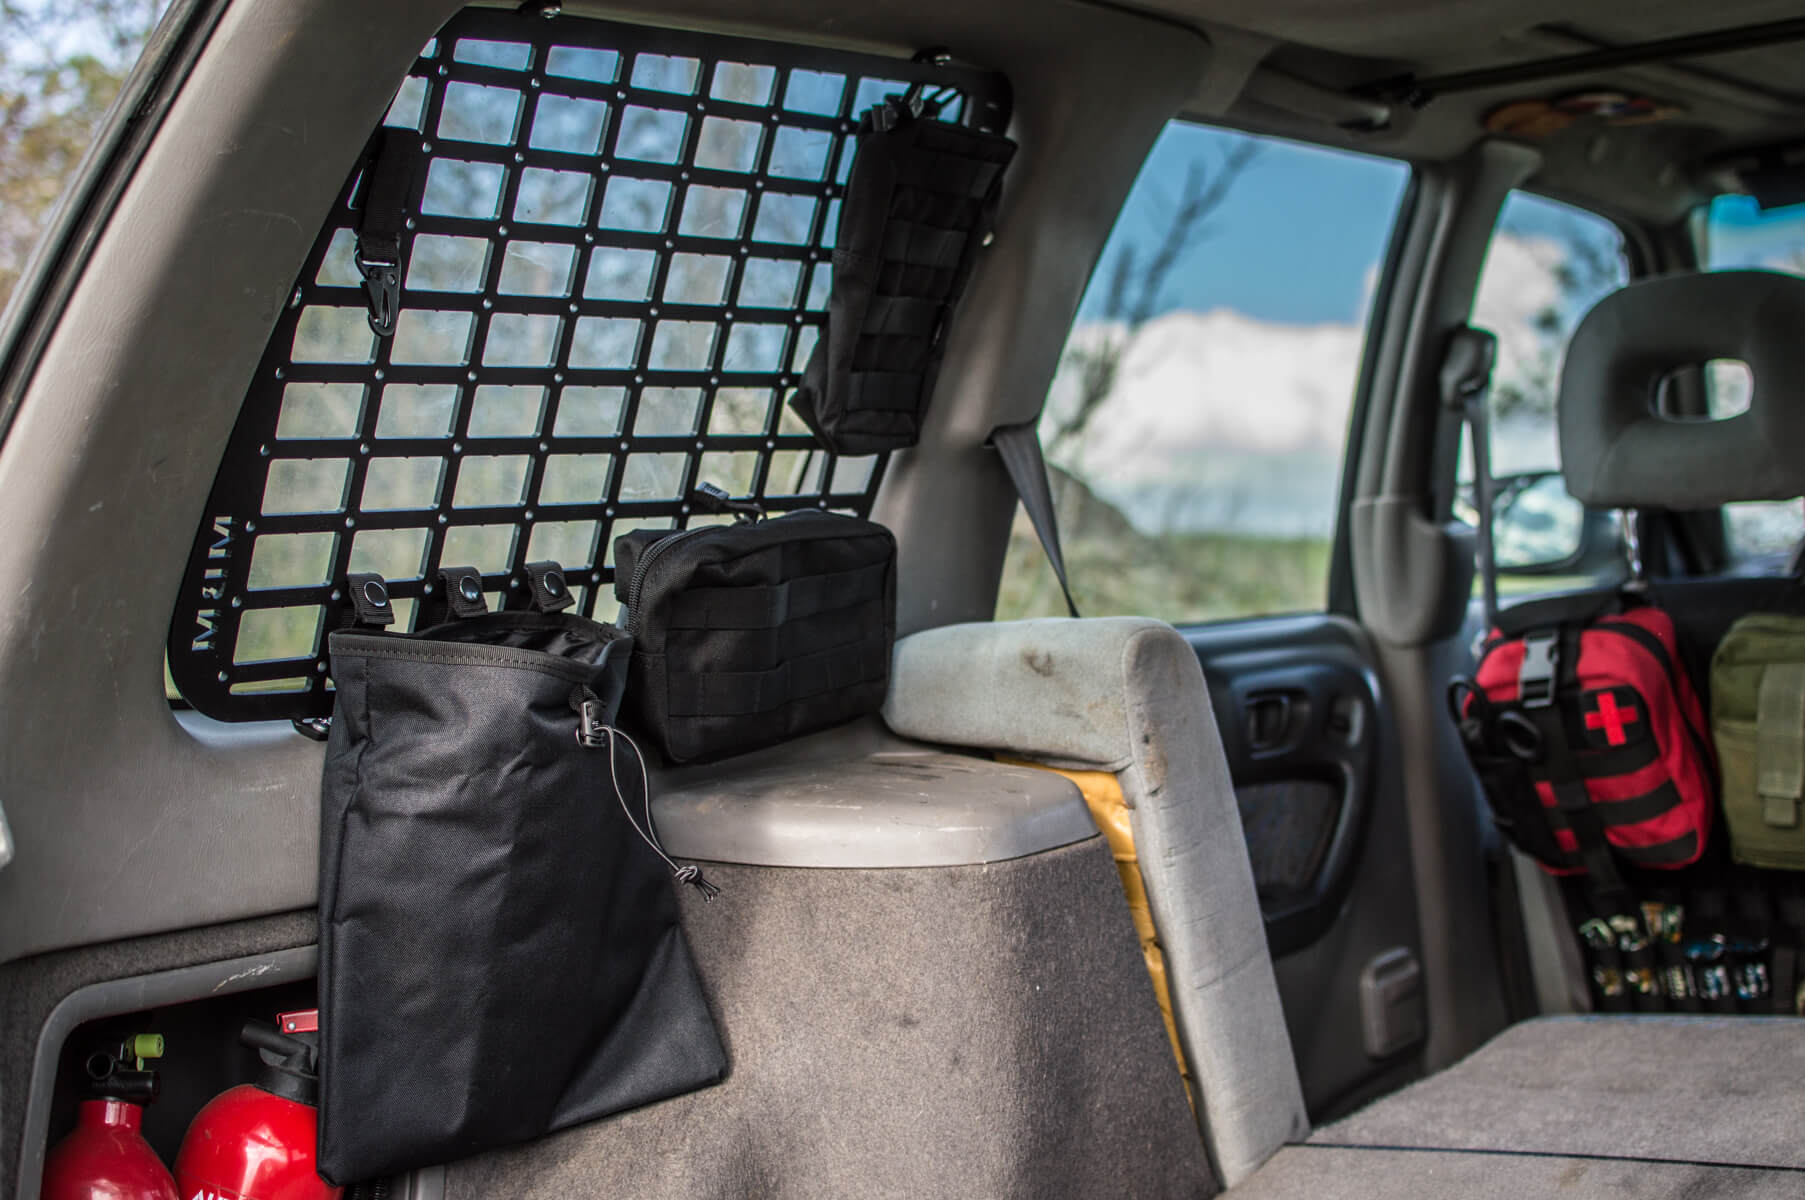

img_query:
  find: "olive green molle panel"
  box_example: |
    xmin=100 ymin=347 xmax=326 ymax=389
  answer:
xmin=1712 ymin=614 xmax=1805 ymax=869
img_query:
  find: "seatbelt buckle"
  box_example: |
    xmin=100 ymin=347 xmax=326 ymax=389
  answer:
xmin=1517 ymin=631 xmax=1558 ymax=708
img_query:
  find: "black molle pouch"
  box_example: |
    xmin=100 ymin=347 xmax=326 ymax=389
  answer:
xmin=614 ymin=487 xmax=897 ymax=765
xmin=788 ymin=95 xmax=1016 ymax=454
xmin=316 ymin=565 xmax=725 ymax=1183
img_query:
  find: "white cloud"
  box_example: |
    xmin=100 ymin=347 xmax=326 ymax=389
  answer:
xmin=1043 ymin=307 xmax=1362 ymax=536
xmin=1037 ymin=232 xmax=1583 ymax=536
xmin=1472 ymin=230 xmax=1567 ymax=416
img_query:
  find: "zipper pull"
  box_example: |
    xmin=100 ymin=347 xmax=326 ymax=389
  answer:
xmin=691 ymin=481 xmax=762 ymax=525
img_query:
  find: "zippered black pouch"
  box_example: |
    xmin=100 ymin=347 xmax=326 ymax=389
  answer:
xmin=317 ymin=569 xmax=725 ymax=1182
xmin=614 ymin=489 xmax=897 ymax=764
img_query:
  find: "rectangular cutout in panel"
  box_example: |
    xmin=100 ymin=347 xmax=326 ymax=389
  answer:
xmin=168 ymin=8 xmax=1004 ymax=719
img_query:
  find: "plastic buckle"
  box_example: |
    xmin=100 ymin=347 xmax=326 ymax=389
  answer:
xmin=575 ymin=699 xmax=608 ymax=748
xmin=1517 ymin=631 xmax=1558 ymax=708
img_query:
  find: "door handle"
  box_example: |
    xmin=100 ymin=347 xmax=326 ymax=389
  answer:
xmin=1246 ymin=692 xmax=1295 ymax=751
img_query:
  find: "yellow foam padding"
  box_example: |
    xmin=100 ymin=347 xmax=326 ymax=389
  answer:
xmin=1001 ymin=758 xmax=1190 ymax=1085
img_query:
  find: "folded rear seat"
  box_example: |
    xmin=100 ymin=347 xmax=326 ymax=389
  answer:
xmin=1236 ymin=271 xmax=1805 ymax=1199
xmin=1229 ymin=1015 xmax=1805 ymax=1198
xmin=1237 ymin=1014 xmax=1805 ymax=1198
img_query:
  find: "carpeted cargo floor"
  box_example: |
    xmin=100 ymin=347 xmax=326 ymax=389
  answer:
xmin=443 ymin=837 xmax=1214 ymax=1200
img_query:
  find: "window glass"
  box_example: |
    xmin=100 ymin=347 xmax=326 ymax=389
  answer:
xmin=995 ymin=123 xmax=1409 ymax=623
xmin=165 ymin=12 xmax=1008 ymax=719
xmin=1701 ymin=195 xmax=1805 ymax=566
xmin=0 ymin=1 xmax=173 ymax=311
xmin=1464 ymin=192 xmax=1628 ymax=595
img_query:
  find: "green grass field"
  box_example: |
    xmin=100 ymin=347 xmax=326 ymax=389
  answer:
xmin=996 ymin=526 xmax=1331 ymax=624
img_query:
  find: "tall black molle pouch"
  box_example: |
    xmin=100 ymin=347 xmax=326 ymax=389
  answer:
xmin=316 ymin=564 xmax=725 ymax=1184
xmin=788 ymin=91 xmax=1016 ymax=453
xmin=615 ymin=485 xmax=897 ymax=764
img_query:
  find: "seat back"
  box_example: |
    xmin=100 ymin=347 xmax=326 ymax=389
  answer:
xmin=884 ymin=616 xmax=1309 ymax=1186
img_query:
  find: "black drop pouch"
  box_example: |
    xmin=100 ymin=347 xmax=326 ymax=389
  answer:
xmin=615 ymin=511 xmax=896 ymax=765
xmin=788 ymin=101 xmax=1016 ymax=454
xmin=317 ymin=610 xmax=725 ymax=1183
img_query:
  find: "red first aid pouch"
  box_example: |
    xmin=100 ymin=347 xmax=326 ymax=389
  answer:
xmin=1452 ymin=596 xmax=1715 ymax=877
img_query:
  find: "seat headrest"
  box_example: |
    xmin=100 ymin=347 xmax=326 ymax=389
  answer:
xmin=1558 ymin=269 xmax=1805 ymax=510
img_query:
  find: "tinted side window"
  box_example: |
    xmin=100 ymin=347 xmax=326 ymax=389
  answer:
xmin=996 ymin=123 xmax=1409 ymax=623
xmin=1464 ymin=192 xmax=1628 ymax=592
xmin=1701 ymin=196 xmax=1805 ymax=567
xmin=0 ymin=2 xmax=173 ymax=309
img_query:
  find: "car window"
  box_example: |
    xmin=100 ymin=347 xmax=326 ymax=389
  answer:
xmin=163 ymin=19 xmax=1008 ymax=719
xmin=1464 ymin=191 xmax=1629 ymax=595
xmin=0 ymin=1 xmax=172 ymax=311
xmin=1700 ymin=195 xmax=1805 ymax=568
xmin=995 ymin=122 xmax=1409 ymax=623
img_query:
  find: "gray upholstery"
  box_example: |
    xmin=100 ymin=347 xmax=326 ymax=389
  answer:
xmin=1559 ymin=270 xmax=1805 ymax=509
xmin=653 ymin=734 xmax=1099 ymax=868
xmin=1234 ymin=1145 xmax=1802 ymax=1199
xmin=883 ymin=617 xmax=1309 ymax=1186
xmin=444 ymin=841 xmax=1215 ymax=1200
xmin=1245 ymin=1013 xmax=1805 ymax=1197
xmin=1312 ymin=1014 xmax=1805 ymax=1170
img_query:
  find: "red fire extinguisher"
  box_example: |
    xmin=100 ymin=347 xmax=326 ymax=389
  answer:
xmin=41 ymin=1035 xmax=180 ymax=1200
xmin=174 ymin=1010 xmax=343 ymax=1200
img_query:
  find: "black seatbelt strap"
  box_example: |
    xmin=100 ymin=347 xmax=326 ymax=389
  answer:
xmin=1441 ymin=326 xmax=1500 ymax=630
xmin=990 ymin=420 xmax=1079 ymax=618
xmin=354 ymin=129 xmax=418 ymax=338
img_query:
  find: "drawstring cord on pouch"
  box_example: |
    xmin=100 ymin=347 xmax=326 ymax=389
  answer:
xmin=574 ymin=688 xmax=720 ymax=900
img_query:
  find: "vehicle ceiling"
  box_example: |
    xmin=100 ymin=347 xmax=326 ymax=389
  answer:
xmin=1136 ymin=0 xmax=1805 ymax=228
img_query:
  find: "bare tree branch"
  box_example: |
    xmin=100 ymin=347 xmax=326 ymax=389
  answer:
xmin=1047 ymin=138 xmax=1260 ymax=453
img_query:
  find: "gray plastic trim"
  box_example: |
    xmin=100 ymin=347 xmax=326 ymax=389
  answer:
xmin=655 ymin=749 xmax=1096 ymax=868
xmin=16 ymin=946 xmax=318 ymax=1200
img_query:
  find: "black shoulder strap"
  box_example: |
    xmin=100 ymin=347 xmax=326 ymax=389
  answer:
xmin=990 ymin=420 xmax=1079 ymax=619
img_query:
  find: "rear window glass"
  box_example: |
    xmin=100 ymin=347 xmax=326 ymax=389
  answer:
xmin=166 ymin=10 xmax=1008 ymax=720
xmin=0 ymin=2 xmax=173 ymax=311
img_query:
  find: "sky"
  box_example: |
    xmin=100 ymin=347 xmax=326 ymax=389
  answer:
xmin=1705 ymin=194 xmax=1805 ymax=269
xmin=1074 ymin=122 xmax=1410 ymax=327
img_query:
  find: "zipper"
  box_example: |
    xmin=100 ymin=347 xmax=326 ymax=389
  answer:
xmin=622 ymin=526 xmax=709 ymax=636
xmin=1477 ymin=615 xmax=1713 ymax=768
xmin=1588 ymin=619 xmax=1715 ymax=769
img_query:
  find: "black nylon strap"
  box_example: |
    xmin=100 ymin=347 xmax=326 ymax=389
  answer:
xmin=342 ymin=573 xmax=396 ymax=628
xmin=419 ymin=565 xmax=488 ymax=626
xmin=666 ymin=634 xmax=890 ymax=717
xmin=354 ymin=129 xmax=418 ymax=338
xmin=521 ymin=560 xmax=574 ymax=614
xmin=991 ymin=420 xmax=1079 ymax=618
xmin=1529 ymin=696 xmax=1632 ymax=906
xmin=666 ymin=561 xmax=887 ymax=630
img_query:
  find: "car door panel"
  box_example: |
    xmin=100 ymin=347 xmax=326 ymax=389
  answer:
xmin=1187 ymin=614 xmax=1426 ymax=1115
